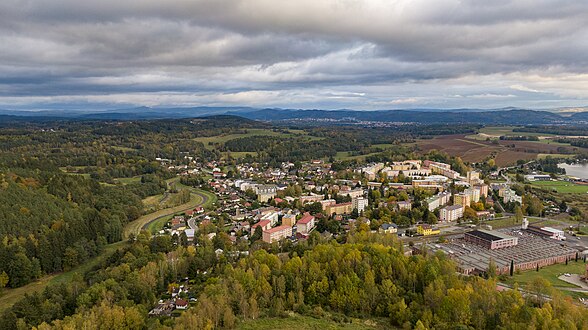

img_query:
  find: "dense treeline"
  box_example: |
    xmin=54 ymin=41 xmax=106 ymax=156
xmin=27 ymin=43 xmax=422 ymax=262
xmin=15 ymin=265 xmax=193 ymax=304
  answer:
xmin=514 ymin=126 xmax=588 ymax=136
xmin=6 ymin=232 xmax=586 ymax=329
xmin=499 ymin=135 xmax=539 ymax=141
xmin=0 ymin=171 xmax=143 ymax=288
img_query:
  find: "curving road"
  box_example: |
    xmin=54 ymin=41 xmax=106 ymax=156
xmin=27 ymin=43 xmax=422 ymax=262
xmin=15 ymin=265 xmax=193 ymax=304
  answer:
xmin=139 ymin=190 xmax=210 ymax=232
xmin=123 ymin=189 xmax=214 ymax=238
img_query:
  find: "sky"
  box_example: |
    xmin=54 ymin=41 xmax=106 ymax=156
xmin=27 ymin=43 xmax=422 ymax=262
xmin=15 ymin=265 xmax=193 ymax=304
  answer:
xmin=1 ymin=0 xmax=588 ymax=111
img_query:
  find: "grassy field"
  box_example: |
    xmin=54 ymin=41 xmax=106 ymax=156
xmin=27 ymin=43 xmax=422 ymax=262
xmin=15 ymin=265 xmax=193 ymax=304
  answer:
xmin=142 ymin=194 xmax=165 ymax=209
xmin=113 ymin=176 xmax=142 ymax=184
xmin=537 ymin=153 xmax=575 ymax=159
xmin=530 ymin=180 xmax=588 ymax=194
xmin=145 ymin=214 xmax=174 ymax=234
xmin=334 ymin=151 xmax=381 ymax=161
xmin=506 ymin=261 xmax=587 ymax=289
xmin=195 ymin=129 xmax=312 ymax=150
xmin=0 ymin=241 xmax=128 ymax=313
xmin=481 ymin=217 xmax=548 ymax=229
xmin=238 ymin=314 xmax=388 ymax=330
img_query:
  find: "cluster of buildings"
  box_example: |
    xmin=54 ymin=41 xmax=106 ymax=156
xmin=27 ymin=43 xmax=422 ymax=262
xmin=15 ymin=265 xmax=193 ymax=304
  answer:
xmin=421 ymin=222 xmax=576 ymax=276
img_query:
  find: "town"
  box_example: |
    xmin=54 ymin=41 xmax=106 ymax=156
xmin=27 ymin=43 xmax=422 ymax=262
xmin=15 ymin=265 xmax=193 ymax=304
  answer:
xmin=147 ymin=154 xmax=588 ymax=314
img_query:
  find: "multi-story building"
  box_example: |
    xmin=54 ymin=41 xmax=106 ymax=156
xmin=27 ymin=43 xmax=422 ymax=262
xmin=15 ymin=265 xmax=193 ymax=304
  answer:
xmin=326 ymin=202 xmax=353 ymax=215
xmin=453 ymin=193 xmax=471 ymax=209
xmin=282 ymin=214 xmax=297 ymax=227
xmin=396 ymin=201 xmax=412 ymax=211
xmin=426 ymin=191 xmax=452 ymax=211
xmin=502 ymin=189 xmax=522 ymax=204
xmin=345 ymin=189 xmax=365 ymax=199
xmin=296 ymin=213 xmax=315 ymax=235
xmin=352 ymin=197 xmax=368 ymax=213
xmin=260 ymin=211 xmax=280 ymax=226
xmin=417 ymin=224 xmax=440 ymax=236
xmin=464 ymin=188 xmax=481 ymax=203
xmin=474 ymin=184 xmax=489 ymax=198
xmin=262 ymin=225 xmax=293 ymax=243
xmin=440 ymin=205 xmax=464 ymax=222
xmin=256 ymin=185 xmax=277 ymax=203
xmin=320 ymin=199 xmax=336 ymax=210
xmin=299 ymin=194 xmax=324 ymax=204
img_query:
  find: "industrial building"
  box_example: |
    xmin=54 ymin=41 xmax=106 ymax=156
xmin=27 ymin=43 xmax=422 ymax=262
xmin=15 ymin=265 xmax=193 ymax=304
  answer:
xmin=464 ymin=229 xmax=519 ymax=250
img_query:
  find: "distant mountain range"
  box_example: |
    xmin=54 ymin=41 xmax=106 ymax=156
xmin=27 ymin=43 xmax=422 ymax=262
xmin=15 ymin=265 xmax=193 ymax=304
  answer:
xmin=1 ymin=106 xmax=588 ymax=125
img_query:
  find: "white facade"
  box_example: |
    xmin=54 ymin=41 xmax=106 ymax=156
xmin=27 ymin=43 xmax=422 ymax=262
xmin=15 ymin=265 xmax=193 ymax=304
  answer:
xmin=352 ymin=197 xmax=368 ymax=213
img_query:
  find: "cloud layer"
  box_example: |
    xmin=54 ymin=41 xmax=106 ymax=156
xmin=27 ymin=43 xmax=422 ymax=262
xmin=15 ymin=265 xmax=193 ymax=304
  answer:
xmin=1 ymin=0 xmax=588 ymax=110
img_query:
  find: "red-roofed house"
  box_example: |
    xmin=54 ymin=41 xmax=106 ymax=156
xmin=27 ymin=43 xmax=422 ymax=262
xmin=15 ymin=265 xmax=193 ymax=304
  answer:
xmin=251 ymin=219 xmax=271 ymax=233
xmin=297 ymin=213 xmax=315 ymax=235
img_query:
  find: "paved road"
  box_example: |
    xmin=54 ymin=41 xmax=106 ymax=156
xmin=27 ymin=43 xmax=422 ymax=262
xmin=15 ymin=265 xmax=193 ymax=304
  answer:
xmin=139 ymin=190 xmax=210 ymax=232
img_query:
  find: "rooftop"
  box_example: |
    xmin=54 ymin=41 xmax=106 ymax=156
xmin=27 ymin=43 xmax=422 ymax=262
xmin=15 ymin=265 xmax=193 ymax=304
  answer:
xmin=466 ymin=229 xmax=514 ymax=242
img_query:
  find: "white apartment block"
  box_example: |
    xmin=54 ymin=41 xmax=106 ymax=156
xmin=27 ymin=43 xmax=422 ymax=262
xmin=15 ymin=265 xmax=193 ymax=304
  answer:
xmin=352 ymin=197 xmax=369 ymax=213
xmin=440 ymin=205 xmax=464 ymax=222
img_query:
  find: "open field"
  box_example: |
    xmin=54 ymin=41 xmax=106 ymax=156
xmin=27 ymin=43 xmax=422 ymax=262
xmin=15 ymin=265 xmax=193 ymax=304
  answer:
xmin=113 ymin=176 xmax=142 ymax=184
xmin=145 ymin=214 xmax=174 ymax=234
xmin=481 ymin=217 xmax=548 ymax=229
xmin=506 ymin=261 xmax=587 ymax=289
xmin=466 ymin=126 xmax=558 ymax=140
xmin=194 ymin=128 xmax=313 ymax=150
xmin=414 ymin=132 xmax=585 ymax=166
xmin=530 ymin=180 xmax=588 ymax=194
xmin=537 ymin=153 xmax=575 ymax=159
xmin=416 ymin=135 xmax=504 ymax=163
xmin=238 ymin=314 xmax=388 ymax=330
xmin=335 ymin=151 xmax=382 ymax=161
xmin=0 ymin=241 xmax=128 ymax=313
xmin=143 ymin=193 xmax=166 ymax=209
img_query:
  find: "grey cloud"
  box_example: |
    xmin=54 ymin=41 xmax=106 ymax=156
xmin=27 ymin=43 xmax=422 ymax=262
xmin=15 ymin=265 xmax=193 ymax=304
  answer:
xmin=0 ymin=0 xmax=587 ymax=109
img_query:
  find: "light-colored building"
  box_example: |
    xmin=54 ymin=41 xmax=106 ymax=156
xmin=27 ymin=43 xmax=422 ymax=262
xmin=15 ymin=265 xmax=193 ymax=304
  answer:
xmin=502 ymin=189 xmax=522 ymax=204
xmin=260 ymin=211 xmax=280 ymax=226
xmin=297 ymin=213 xmax=315 ymax=235
xmin=397 ymin=201 xmax=412 ymax=211
xmin=299 ymin=194 xmax=324 ymax=204
xmin=326 ymin=202 xmax=353 ymax=215
xmin=352 ymin=197 xmax=368 ymax=213
xmin=319 ymin=199 xmax=337 ymax=210
xmin=262 ymin=225 xmax=293 ymax=243
xmin=282 ymin=214 xmax=297 ymax=227
xmin=252 ymin=219 xmax=271 ymax=233
xmin=379 ymin=223 xmax=398 ymax=234
xmin=256 ymin=185 xmax=277 ymax=203
xmin=345 ymin=189 xmax=365 ymax=199
xmin=426 ymin=192 xmax=452 ymax=211
xmin=454 ymin=193 xmax=471 ymax=209
xmin=440 ymin=205 xmax=464 ymax=222
xmin=464 ymin=188 xmax=481 ymax=203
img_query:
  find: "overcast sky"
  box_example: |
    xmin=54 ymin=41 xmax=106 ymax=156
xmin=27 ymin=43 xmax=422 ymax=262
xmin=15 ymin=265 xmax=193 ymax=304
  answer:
xmin=1 ymin=0 xmax=588 ymax=110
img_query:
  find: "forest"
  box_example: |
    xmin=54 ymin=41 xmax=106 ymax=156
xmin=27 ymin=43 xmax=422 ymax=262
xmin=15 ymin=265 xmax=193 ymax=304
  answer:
xmin=1 ymin=231 xmax=586 ymax=329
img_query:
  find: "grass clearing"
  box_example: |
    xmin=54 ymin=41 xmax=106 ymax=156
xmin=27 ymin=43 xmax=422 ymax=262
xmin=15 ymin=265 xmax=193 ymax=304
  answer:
xmin=194 ymin=129 xmax=311 ymax=150
xmin=530 ymin=180 xmax=588 ymax=194
xmin=238 ymin=314 xmax=388 ymax=330
xmin=482 ymin=217 xmax=545 ymax=229
xmin=537 ymin=153 xmax=575 ymax=159
xmin=114 ymin=176 xmax=142 ymax=185
xmin=506 ymin=261 xmax=587 ymax=289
